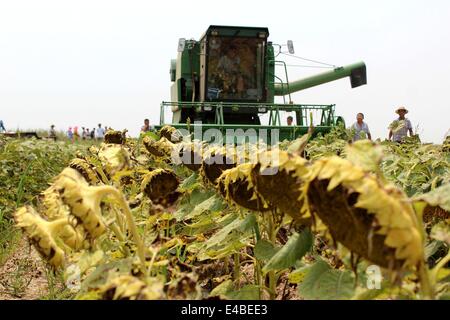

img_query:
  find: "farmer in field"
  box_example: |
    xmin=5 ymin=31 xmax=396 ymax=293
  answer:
xmin=49 ymin=124 xmax=57 ymax=141
xmin=96 ymin=123 xmax=105 ymax=141
xmin=286 ymin=116 xmax=293 ymax=126
xmin=73 ymin=126 xmax=80 ymax=141
xmin=352 ymin=112 xmax=371 ymax=141
xmin=67 ymin=127 xmax=73 ymax=140
xmin=141 ymin=118 xmax=155 ymax=133
xmin=0 ymin=119 xmax=6 ymax=133
xmin=388 ymin=106 xmax=413 ymax=142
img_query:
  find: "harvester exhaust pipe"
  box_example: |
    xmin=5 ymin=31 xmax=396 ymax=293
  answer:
xmin=274 ymin=61 xmax=367 ymax=96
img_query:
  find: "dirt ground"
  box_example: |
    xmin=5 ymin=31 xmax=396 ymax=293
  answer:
xmin=0 ymin=237 xmax=49 ymax=300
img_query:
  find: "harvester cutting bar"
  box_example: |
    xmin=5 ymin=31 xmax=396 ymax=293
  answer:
xmin=157 ymin=101 xmax=337 ymax=143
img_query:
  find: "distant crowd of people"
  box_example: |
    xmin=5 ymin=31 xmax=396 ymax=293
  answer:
xmin=48 ymin=119 xmax=156 ymax=142
xmin=60 ymin=123 xmax=109 ymax=142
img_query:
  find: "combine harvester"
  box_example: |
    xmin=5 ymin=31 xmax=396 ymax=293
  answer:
xmin=156 ymin=25 xmax=367 ymax=143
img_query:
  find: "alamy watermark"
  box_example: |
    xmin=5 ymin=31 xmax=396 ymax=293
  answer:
xmin=168 ymin=121 xmax=282 ymax=174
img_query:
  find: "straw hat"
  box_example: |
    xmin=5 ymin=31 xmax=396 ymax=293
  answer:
xmin=395 ymin=106 xmax=408 ymax=114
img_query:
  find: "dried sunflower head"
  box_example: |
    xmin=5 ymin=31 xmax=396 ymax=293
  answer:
xmin=99 ymin=275 xmax=164 ymax=300
xmin=304 ymin=156 xmax=423 ymax=270
xmin=69 ymin=158 xmax=101 ymax=185
xmin=414 ymin=184 xmax=450 ymax=224
xmin=252 ymin=149 xmax=309 ymax=220
xmin=41 ymin=185 xmax=71 ymax=220
xmin=200 ymin=146 xmax=237 ymax=186
xmin=14 ymin=206 xmax=66 ymax=268
xmin=173 ymin=140 xmax=204 ymax=172
xmin=158 ymin=125 xmax=183 ymax=143
xmin=141 ymin=169 xmax=179 ymax=203
xmin=98 ymin=144 xmax=131 ymax=177
xmin=104 ymin=130 xmax=125 ymax=144
xmin=217 ymin=163 xmax=272 ymax=212
xmin=52 ymin=168 xmax=107 ymax=239
xmin=143 ymin=136 xmax=174 ymax=158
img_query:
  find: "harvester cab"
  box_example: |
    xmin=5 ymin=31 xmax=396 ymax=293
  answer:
xmin=158 ymin=25 xmax=367 ymax=143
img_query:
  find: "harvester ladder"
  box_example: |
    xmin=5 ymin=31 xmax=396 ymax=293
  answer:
xmin=270 ymin=60 xmax=293 ymax=104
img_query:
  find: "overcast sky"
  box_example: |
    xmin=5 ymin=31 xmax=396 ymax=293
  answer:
xmin=1 ymin=0 xmax=449 ymax=142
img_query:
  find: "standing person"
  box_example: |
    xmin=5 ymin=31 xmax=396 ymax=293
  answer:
xmin=90 ymin=128 xmax=95 ymax=139
xmin=49 ymin=124 xmax=57 ymax=141
xmin=67 ymin=127 xmax=73 ymax=141
xmin=81 ymin=127 xmax=86 ymax=140
xmin=388 ymin=106 xmax=413 ymax=142
xmin=351 ymin=113 xmax=372 ymax=142
xmin=0 ymin=119 xmax=6 ymax=133
xmin=73 ymin=126 xmax=80 ymax=142
xmin=141 ymin=118 xmax=155 ymax=132
xmin=96 ymin=123 xmax=105 ymax=141
xmin=286 ymin=116 xmax=293 ymax=126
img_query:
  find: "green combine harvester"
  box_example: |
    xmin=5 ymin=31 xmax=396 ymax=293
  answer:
xmin=156 ymin=25 xmax=367 ymax=143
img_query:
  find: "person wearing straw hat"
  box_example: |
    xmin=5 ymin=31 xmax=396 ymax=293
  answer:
xmin=388 ymin=106 xmax=413 ymax=142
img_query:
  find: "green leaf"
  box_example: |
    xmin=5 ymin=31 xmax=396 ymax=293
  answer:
xmin=254 ymin=240 xmax=279 ymax=262
xmin=184 ymin=194 xmax=226 ymax=220
xmin=209 ymin=280 xmax=233 ymax=298
xmin=414 ymin=184 xmax=450 ymax=211
xmin=425 ymin=240 xmax=446 ymax=259
xmin=227 ymin=285 xmax=260 ymax=300
xmin=180 ymin=172 xmax=200 ymax=191
xmin=298 ymin=259 xmax=355 ymax=300
xmin=141 ymin=131 xmax=159 ymax=141
xmin=262 ymin=229 xmax=313 ymax=273
xmin=174 ymin=189 xmax=216 ymax=221
xmin=288 ymin=266 xmax=309 ymax=284
xmin=205 ymin=213 xmax=256 ymax=250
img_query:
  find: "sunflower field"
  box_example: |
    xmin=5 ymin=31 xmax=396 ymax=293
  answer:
xmin=0 ymin=127 xmax=449 ymax=300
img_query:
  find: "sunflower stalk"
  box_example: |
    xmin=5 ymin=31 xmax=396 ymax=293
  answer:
xmin=267 ymin=212 xmax=277 ymax=300
xmin=96 ymin=186 xmax=147 ymax=276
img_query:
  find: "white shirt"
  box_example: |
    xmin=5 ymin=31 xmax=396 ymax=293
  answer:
xmin=352 ymin=121 xmax=370 ymax=141
xmin=96 ymin=127 xmax=105 ymax=138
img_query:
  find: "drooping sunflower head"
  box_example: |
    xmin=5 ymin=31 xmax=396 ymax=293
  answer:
xmin=52 ymin=168 xmax=107 ymax=239
xmin=104 ymin=130 xmax=126 ymax=144
xmin=69 ymin=158 xmax=101 ymax=185
xmin=217 ymin=163 xmax=272 ymax=212
xmin=304 ymin=156 xmax=424 ymax=270
xmin=14 ymin=206 xmax=66 ymax=268
xmin=142 ymin=136 xmax=174 ymax=158
xmin=158 ymin=125 xmax=183 ymax=143
xmin=99 ymin=275 xmax=164 ymax=300
xmin=98 ymin=144 xmax=131 ymax=177
xmin=200 ymin=146 xmax=238 ymax=186
xmin=141 ymin=168 xmax=180 ymax=204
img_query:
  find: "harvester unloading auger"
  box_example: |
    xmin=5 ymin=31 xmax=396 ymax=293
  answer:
xmin=156 ymin=25 xmax=367 ymax=142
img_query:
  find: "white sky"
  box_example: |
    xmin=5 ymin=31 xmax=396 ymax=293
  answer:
xmin=1 ymin=0 xmax=449 ymax=142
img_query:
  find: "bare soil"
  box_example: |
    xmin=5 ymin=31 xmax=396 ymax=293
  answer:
xmin=0 ymin=237 xmax=49 ymax=300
